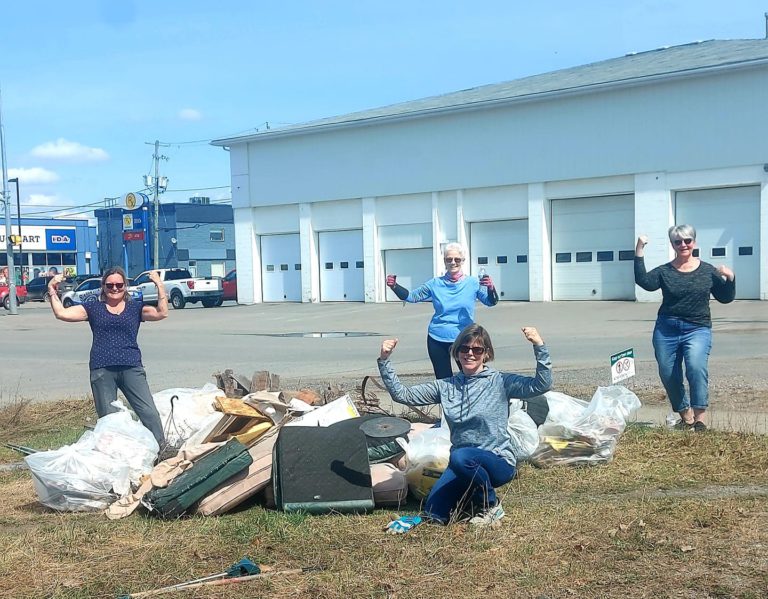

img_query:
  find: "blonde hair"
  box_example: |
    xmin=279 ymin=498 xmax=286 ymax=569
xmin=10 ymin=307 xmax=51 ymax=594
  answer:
xmin=443 ymin=242 xmax=466 ymax=260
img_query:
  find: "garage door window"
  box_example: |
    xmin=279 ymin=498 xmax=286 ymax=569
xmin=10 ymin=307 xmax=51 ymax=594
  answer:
xmin=266 ymin=265 xmax=275 ymax=272
xmin=516 ymin=255 xmax=527 ymax=263
xmin=597 ymin=251 xmax=614 ymax=262
xmin=555 ymin=253 xmax=572 ymax=263
xmin=692 ymin=249 xmax=700 ymax=257
xmin=478 ymin=257 xmax=489 ymax=265
xmin=280 ymin=264 xmax=288 ymax=271
xmin=356 ymin=261 xmax=364 ymax=268
xmin=340 ymin=262 xmax=349 ymax=269
xmin=711 ymin=248 xmax=726 ymax=258
xmin=496 ymin=256 xmax=507 ymax=264
xmin=325 ymin=262 xmax=333 ymax=269
xmin=738 ymin=247 xmax=753 ymax=256
xmin=576 ymin=252 xmax=592 ymax=263
xmin=295 ymin=263 xmax=302 ymax=270
xmin=618 ymin=251 xmax=634 ymax=261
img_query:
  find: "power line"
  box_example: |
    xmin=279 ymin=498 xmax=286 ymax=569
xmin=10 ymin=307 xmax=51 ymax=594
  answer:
xmin=164 ymin=185 xmax=230 ymax=193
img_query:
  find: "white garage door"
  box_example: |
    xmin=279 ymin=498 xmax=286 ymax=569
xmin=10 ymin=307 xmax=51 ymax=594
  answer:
xmin=470 ymin=220 xmax=529 ymax=301
xmin=552 ymin=195 xmax=635 ymax=300
xmin=319 ymin=230 xmax=364 ymax=302
xmin=675 ymin=186 xmax=760 ymax=299
xmin=384 ymin=248 xmax=434 ymax=302
xmin=261 ymin=233 xmax=301 ymax=302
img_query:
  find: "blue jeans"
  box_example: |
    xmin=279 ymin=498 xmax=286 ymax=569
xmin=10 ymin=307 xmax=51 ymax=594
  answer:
xmin=423 ymin=447 xmax=516 ymax=524
xmin=652 ymin=315 xmax=712 ymax=413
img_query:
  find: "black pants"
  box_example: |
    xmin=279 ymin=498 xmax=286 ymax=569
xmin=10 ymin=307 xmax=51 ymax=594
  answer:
xmin=427 ymin=335 xmax=454 ymax=379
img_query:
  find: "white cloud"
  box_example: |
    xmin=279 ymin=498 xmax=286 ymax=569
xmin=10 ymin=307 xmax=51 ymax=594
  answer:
xmin=26 ymin=194 xmax=60 ymax=206
xmin=30 ymin=138 xmax=109 ymax=162
xmin=178 ymin=108 xmax=203 ymax=121
xmin=8 ymin=167 xmax=60 ymax=184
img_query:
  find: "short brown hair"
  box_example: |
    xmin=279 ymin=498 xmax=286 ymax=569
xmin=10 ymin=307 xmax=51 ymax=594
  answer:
xmin=450 ymin=323 xmax=495 ymax=363
xmin=100 ymin=267 xmax=129 ymax=301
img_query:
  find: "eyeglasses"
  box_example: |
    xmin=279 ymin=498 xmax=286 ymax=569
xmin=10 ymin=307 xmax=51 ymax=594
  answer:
xmin=105 ymin=283 xmax=125 ymax=291
xmin=673 ymin=238 xmax=694 ymax=246
xmin=458 ymin=345 xmax=485 ymax=356
xmin=444 ymin=257 xmax=463 ymax=264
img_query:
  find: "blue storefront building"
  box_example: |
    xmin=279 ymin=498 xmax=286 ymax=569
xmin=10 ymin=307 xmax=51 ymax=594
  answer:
xmin=0 ymin=217 xmax=97 ymax=283
xmin=94 ymin=196 xmax=235 ymax=278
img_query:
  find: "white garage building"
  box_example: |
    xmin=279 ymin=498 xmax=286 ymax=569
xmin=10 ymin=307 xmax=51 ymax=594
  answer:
xmin=212 ymin=39 xmax=768 ymax=303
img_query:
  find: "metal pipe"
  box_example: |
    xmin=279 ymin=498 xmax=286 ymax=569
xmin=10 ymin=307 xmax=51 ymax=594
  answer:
xmin=0 ymin=86 xmax=18 ymax=314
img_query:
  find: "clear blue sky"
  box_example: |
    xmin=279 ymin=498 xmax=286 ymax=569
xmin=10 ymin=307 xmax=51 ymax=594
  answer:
xmin=1 ymin=1 xmax=766 ymax=222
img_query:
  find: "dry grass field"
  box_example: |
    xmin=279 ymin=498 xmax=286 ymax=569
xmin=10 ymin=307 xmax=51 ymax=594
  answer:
xmin=0 ymin=398 xmax=766 ymax=599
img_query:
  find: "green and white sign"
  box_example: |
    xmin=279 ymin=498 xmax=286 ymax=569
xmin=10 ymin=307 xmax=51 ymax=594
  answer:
xmin=610 ymin=348 xmax=635 ymax=384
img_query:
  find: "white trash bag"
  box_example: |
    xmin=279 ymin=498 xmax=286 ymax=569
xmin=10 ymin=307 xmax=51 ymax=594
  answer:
xmin=153 ymin=384 xmax=224 ymax=447
xmin=25 ymin=443 xmax=130 ymax=512
xmin=25 ymin=401 xmax=159 ymax=512
xmin=530 ymin=386 xmax=641 ymax=468
xmin=507 ymin=407 xmax=540 ymax=463
xmin=398 ymin=425 xmax=451 ymax=500
xmin=91 ymin=402 xmax=159 ymax=485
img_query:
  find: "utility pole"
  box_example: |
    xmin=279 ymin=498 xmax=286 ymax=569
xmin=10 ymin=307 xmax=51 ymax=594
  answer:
xmin=0 ymin=85 xmax=18 ymax=315
xmin=147 ymin=140 xmax=168 ymax=269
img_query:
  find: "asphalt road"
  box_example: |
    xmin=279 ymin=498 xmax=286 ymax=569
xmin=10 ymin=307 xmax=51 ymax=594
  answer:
xmin=2 ymin=299 xmax=767 ymax=409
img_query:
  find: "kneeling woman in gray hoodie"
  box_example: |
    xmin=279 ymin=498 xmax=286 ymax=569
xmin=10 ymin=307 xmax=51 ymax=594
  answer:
xmin=377 ymin=323 xmax=551 ymax=529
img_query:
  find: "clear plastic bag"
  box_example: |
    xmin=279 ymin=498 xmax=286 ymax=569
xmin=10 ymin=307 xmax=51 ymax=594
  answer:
xmin=530 ymin=386 xmax=641 ymax=468
xmin=507 ymin=408 xmax=539 ymax=462
xmin=399 ymin=426 xmax=451 ymax=500
xmin=25 ymin=444 xmax=130 ymax=512
xmin=24 ymin=401 xmax=159 ymax=512
xmin=92 ymin=403 xmax=159 ymax=485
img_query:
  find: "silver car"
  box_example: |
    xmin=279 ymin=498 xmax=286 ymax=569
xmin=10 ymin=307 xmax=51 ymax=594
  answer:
xmin=62 ymin=278 xmax=143 ymax=308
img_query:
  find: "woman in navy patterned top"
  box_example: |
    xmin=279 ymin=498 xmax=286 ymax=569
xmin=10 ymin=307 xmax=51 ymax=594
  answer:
xmin=48 ymin=267 xmax=168 ymax=446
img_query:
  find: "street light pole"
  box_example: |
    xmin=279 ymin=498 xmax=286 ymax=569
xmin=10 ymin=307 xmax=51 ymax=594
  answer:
xmin=8 ymin=177 xmax=21 ymax=278
xmin=0 ymin=85 xmax=18 ymax=314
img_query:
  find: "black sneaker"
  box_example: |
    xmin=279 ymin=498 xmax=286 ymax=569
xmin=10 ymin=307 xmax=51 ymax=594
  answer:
xmin=674 ymin=419 xmax=694 ymax=431
xmin=693 ymin=421 xmax=708 ymax=432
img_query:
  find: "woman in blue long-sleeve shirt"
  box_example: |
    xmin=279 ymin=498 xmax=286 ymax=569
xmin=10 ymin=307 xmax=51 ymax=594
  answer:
xmin=386 ymin=242 xmax=498 ymax=379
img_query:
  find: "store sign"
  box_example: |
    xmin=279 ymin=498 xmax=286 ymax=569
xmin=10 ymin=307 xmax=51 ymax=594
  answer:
xmin=46 ymin=228 xmax=77 ymax=251
xmin=123 ymin=192 xmax=146 ymax=211
xmin=0 ymin=226 xmax=47 ymax=250
xmin=123 ymin=231 xmax=145 ymax=241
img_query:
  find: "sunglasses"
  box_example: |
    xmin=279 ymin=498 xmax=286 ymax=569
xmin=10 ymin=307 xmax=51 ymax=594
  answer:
xmin=105 ymin=282 xmax=125 ymax=290
xmin=458 ymin=345 xmax=485 ymax=356
xmin=444 ymin=257 xmax=463 ymax=264
xmin=673 ymin=238 xmax=694 ymax=246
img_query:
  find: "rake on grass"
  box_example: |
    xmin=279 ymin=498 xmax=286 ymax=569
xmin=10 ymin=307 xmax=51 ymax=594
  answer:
xmin=118 ymin=558 xmax=322 ymax=598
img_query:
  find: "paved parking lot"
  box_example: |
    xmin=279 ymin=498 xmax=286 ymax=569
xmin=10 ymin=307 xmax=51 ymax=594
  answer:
xmin=2 ymin=299 xmax=767 ymax=409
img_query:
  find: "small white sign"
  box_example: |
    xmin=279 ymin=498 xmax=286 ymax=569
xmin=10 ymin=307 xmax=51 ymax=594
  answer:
xmin=122 ymin=214 xmax=134 ymax=231
xmin=610 ymin=348 xmax=635 ymax=384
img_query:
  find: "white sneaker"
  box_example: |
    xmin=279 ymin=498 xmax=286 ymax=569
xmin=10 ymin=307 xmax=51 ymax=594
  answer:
xmin=468 ymin=503 xmax=505 ymax=527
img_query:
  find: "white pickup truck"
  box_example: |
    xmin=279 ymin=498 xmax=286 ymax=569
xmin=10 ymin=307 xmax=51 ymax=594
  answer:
xmin=130 ymin=268 xmax=223 ymax=309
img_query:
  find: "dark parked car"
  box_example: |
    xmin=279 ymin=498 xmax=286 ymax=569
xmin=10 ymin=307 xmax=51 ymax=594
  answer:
xmin=59 ymin=274 xmax=93 ymax=296
xmin=25 ymin=276 xmax=55 ymax=302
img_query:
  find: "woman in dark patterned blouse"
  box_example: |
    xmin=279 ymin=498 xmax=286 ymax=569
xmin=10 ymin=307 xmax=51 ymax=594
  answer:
xmin=634 ymin=225 xmax=735 ymax=432
xmin=48 ymin=267 xmax=168 ymax=446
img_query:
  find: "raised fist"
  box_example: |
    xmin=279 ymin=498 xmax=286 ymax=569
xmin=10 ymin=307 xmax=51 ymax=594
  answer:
xmin=386 ymin=274 xmax=397 ymax=288
xmin=380 ymin=338 xmax=399 ymax=360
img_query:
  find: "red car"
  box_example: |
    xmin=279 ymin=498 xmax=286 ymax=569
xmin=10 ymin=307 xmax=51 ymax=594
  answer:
xmin=1 ymin=283 xmax=28 ymax=310
xmin=221 ymin=269 xmax=237 ymax=302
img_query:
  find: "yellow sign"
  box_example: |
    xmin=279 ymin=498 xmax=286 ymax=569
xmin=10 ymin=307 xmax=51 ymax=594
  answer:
xmin=9 ymin=235 xmax=21 ymax=245
xmin=123 ymin=214 xmax=134 ymax=230
xmin=123 ymin=192 xmax=142 ymax=211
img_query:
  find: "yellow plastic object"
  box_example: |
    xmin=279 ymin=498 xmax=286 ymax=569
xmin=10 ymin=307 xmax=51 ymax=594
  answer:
xmin=232 ymin=420 xmax=273 ymax=445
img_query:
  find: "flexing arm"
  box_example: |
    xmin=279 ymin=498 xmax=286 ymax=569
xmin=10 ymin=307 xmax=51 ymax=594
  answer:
xmin=502 ymin=327 xmax=552 ymax=399
xmin=633 ymin=236 xmax=662 ymax=291
xmin=377 ymin=339 xmax=442 ymax=406
xmin=711 ymin=265 xmax=736 ymax=304
xmin=48 ymin=275 xmax=88 ymax=322
xmin=142 ymin=270 xmax=169 ymax=321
